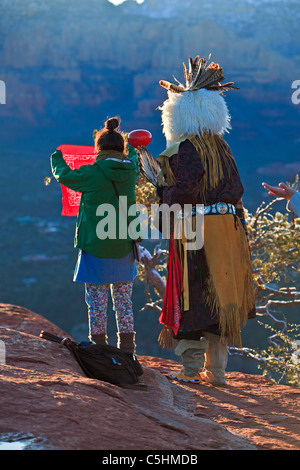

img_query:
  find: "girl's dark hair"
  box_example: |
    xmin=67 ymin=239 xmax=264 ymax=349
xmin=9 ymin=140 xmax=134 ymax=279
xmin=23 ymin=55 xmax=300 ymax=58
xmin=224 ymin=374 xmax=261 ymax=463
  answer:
xmin=95 ymin=117 xmax=125 ymax=153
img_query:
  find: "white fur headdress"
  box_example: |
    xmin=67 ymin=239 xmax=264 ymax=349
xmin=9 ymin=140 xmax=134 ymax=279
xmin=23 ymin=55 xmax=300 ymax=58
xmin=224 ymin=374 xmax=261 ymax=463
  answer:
xmin=159 ymin=55 xmax=238 ymax=146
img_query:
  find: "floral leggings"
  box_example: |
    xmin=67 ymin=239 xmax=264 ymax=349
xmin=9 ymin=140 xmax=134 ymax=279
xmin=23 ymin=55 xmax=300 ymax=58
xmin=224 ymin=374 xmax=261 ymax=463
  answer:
xmin=85 ymin=281 xmax=134 ymax=338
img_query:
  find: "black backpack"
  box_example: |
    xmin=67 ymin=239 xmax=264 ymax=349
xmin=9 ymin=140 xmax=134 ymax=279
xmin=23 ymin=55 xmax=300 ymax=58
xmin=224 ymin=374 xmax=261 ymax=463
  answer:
xmin=40 ymin=331 xmax=145 ymax=389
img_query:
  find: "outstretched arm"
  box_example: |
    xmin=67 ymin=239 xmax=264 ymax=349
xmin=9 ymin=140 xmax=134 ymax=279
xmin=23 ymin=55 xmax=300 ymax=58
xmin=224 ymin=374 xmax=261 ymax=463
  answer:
xmin=262 ymin=182 xmax=296 ymax=200
xmin=51 ymin=150 xmax=96 ymax=192
xmin=262 ymin=181 xmax=300 ymax=217
xmin=288 ymin=192 xmax=300 ymax=217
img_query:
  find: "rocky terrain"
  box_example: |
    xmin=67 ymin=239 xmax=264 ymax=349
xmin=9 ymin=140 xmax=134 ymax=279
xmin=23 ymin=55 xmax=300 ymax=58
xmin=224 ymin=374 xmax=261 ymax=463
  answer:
xmin=1 ymin=302 xmax=299 ymax=451
xmin=0 ymin=0 xmax=299 ymax=382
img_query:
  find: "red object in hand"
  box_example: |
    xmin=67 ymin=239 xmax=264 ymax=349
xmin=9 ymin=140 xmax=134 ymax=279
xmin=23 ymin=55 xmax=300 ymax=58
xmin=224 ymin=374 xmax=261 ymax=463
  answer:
xmin=57 ymin=144 xmax=96 ymax=216
xmin=128 ymin=129 xmax=152 ymax=148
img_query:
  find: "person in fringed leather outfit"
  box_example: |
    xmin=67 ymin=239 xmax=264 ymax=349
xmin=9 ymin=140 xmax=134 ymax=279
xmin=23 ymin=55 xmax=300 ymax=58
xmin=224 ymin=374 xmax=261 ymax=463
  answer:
xmin=156 ymin=55 xmax=256 ymax=385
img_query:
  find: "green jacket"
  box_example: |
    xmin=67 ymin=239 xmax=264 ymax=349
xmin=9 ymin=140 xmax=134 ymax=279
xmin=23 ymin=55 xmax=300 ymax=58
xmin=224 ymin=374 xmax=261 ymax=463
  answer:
xmin=51 ymin=146 xmax=140 ymax=258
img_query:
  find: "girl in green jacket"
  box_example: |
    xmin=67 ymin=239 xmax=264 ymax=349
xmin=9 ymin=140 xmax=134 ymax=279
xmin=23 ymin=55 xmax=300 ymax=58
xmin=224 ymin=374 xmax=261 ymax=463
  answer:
xmin=51 ymin=117 xmax=140 ymax=354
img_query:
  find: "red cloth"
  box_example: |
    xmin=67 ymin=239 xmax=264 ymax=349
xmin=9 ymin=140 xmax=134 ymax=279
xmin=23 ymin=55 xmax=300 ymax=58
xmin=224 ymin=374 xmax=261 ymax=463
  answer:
xmin=159 ymin=235 xmax=183 ymax=336
xmin=57 ymin=144 xmax=96 ymax=216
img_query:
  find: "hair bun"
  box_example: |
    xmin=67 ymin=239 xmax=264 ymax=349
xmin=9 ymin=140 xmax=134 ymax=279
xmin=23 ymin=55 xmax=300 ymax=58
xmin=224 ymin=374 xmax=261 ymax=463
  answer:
xmin=105 ymin=117 xmax=120 ymax=132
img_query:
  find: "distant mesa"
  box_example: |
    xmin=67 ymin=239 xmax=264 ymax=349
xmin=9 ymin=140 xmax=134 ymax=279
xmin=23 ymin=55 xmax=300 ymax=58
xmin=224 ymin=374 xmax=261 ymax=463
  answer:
xmin=257 ymin=161 xmax=300 ymax=177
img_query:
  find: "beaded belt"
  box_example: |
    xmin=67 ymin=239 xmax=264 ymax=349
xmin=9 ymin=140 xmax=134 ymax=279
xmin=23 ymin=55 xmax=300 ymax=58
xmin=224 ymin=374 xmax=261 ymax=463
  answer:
xmin=175 ymin=203 xmax=236 ymax=219
xmin=192 ymin=202 xmax=236 ymax=216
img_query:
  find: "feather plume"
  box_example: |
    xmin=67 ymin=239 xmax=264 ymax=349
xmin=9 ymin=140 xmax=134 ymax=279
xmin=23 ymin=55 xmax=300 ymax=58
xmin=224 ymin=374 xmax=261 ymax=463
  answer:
xmin=159 ymin=80 xmax=185 ymax=94
xmin=137 ymin=147 xmax=164 ymax=188
xmin=160 ymin=54 xmax=239 ymax=94
xmin=192 ymin=67 xmax=224 ymax=90
xmin=183 ymin=62 xmax=188 ymax=85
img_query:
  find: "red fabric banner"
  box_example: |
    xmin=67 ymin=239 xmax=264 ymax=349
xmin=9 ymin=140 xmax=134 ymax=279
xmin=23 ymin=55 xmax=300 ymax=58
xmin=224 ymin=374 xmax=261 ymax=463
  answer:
xmin=57 ymin=144 xmax=96 ymax=216
xmin=159 ymin=234 xmax=183 ymax=336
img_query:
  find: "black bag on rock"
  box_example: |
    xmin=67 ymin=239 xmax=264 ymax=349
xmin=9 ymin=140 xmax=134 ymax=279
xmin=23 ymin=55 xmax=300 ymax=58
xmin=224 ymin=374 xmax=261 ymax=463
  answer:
xmin=40 ymin=330 xmax=145 ymax=388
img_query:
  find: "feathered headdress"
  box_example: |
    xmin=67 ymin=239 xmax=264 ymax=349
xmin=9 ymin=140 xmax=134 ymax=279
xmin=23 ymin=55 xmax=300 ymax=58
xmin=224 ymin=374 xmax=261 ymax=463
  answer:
xmin=159 ymin=54 xmax=238 ymax=96
xmin=158 ymin=54 xmax=238 ymax=146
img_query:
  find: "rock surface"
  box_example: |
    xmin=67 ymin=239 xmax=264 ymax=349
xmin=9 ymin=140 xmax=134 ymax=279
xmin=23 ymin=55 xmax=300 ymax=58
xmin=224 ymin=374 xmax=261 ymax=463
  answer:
xmin=0 ymin=302 xmax=299 ymax=451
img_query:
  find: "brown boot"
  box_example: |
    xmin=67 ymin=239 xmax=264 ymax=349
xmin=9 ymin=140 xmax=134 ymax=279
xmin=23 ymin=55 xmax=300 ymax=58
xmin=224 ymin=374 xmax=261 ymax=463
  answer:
xmin=174 ymin=338 xmax=209 ymax=378
xmin=91 ymin=333 xmax=108 ymax=345
xmin=117 ymin=331 xmax=136 ymax=354
xmin=202 ymin=331 xmax=228 ymax=385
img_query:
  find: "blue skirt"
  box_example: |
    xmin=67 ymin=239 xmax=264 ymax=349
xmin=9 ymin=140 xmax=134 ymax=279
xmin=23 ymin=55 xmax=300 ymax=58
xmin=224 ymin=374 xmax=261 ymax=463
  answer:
xmin=73 ymin=249 xmax=137 ymax=285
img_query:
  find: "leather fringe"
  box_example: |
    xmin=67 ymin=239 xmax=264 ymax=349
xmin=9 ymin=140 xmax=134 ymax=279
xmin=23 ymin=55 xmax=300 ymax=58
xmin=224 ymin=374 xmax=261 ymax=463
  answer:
xmin=158 ymin=325 xmax=174 ymax=349
xmin=202 ymin=222 xmax=255 ymax=347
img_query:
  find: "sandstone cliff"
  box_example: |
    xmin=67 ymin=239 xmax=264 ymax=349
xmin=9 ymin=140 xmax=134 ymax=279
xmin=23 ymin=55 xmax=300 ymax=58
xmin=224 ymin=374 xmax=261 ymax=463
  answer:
xmin=1 ymin=0 xmax=300 ymax=147
xmin=0 ymin=302 xmax=299 ymax=451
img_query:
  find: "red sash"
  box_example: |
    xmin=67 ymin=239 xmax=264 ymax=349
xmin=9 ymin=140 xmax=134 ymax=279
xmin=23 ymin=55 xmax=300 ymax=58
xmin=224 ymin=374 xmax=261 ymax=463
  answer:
xmin=159 ymin=235 xmax=183 ymax=336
